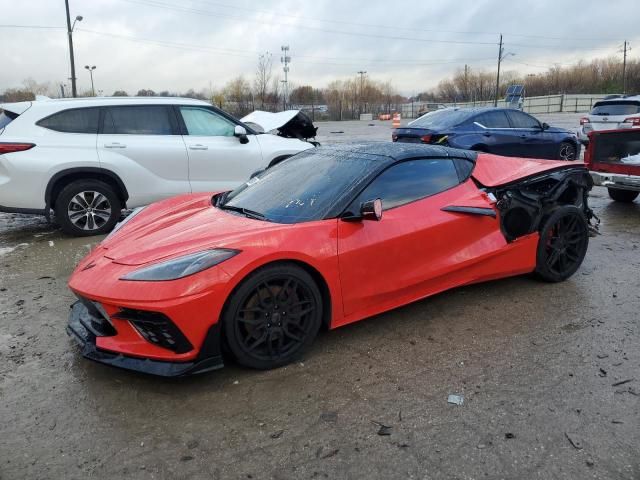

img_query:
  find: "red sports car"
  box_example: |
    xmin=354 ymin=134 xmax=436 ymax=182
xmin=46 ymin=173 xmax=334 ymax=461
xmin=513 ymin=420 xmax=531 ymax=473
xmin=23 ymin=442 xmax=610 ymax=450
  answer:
xmin=67 ymin=143 xmax=595 ymax=376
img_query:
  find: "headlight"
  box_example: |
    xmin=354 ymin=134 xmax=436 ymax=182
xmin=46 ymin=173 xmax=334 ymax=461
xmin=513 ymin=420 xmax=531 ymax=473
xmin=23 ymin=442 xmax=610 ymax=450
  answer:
xmin=120 ymin=249 xmax=240 ymax=281
xmin=104 ymin=206 xmax=146 ymax=242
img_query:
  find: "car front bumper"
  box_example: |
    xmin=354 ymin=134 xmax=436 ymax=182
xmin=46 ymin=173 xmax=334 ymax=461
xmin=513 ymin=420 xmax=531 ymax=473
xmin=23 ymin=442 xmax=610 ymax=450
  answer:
xmin=590 ymin=171 xmax=640 ymax=192
xmin=67 ymin=300 xmax=224 ymax=377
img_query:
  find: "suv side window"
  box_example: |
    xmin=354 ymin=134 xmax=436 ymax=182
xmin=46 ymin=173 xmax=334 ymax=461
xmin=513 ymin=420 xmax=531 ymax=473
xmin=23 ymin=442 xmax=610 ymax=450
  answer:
xmin=349 ymin=159 xmax=462 ymax=211
xmin=474 ymin=111 xmax=510 ymax=128
xmin=179 ymin=106 xmax=236 ymax=136
xmin=37 ymin=108 xmax=100 ymax=134
xmin=506 ymin=110 xmax=540 ymax=129
xmin=103 ymin=106 xmax=175 ymax=135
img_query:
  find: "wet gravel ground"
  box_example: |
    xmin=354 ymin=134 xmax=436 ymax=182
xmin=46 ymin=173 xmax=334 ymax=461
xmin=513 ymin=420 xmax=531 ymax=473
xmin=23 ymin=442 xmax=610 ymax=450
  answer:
xmin=1 ymin=114 xmax=639 ymax=479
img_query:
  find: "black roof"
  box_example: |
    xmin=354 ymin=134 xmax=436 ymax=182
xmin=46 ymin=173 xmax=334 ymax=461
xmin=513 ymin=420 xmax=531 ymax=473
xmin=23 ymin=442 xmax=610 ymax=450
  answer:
xmin=319 ymin=142 xmax=477 ymax=162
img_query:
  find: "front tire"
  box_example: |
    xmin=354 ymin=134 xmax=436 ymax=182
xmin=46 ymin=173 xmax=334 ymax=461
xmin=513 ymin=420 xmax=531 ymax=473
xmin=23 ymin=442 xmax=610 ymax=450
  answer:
xmin=608 ymin=188 xmax=639 ymax=203
xmin=558 ymin=142 xmax=577 ymax=161
xmin=55 ymin=180 xmax=122 ymax=236
xmin=535 ymin=206 xmax=589 ymax=282
xmin=223 ymin=263 xmax=323 ymax=369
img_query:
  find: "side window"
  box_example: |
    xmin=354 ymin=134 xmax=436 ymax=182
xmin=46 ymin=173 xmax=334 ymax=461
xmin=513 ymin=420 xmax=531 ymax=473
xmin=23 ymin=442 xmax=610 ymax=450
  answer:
xmin=37 ymin=108 xmax=99 ymax=134
xmin=350 ymin=159 xmax=461 ymax=211
xmin=506 ymin=110 xmax=540 ymax=129
xmin=474 ymin=111 xmax=510 ymax=128
xmin=179 ymin=107 xmax=235 ymax=136
xmin=103 ymin=106 xmax=175 ymax=135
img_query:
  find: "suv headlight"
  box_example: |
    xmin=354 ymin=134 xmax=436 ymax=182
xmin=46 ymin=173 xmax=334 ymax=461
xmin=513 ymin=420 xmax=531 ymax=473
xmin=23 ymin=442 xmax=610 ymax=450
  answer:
xmin=120 ymin=249 xmax=240 ymax=281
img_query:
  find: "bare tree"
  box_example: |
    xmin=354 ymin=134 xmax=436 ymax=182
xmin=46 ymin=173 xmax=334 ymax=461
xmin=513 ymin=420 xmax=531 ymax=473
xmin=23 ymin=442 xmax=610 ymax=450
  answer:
xmin=254 ymin=52 xmax=273 ymax=110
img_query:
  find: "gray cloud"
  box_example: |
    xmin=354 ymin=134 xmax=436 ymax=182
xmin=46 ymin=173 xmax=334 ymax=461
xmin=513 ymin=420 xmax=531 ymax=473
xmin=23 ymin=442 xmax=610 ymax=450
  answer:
xmin=1 ymin=0 xmax=638 ymax=95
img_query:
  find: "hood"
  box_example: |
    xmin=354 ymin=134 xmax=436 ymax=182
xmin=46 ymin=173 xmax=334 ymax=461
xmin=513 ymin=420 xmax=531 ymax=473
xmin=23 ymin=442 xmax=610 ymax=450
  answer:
xmin=241 ymin=110 xmax=318 ymax=140
xmin=101 ymin=194 xmax=291 ymax=266
xmin=472 ymin=153 xmax=584 ymax=187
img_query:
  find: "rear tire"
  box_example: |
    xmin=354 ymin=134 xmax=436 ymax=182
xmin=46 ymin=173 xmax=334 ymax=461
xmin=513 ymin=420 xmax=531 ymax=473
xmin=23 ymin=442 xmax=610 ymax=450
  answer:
xmin=223 ymin=263 xmax=323 ymax=370
xmin=608 ymin=188 xmax=639 ymax=203
xmin=55 ymin=180 xmax=122 ymax=236
xmin=535 ymin=206 xmax=589 ymax=282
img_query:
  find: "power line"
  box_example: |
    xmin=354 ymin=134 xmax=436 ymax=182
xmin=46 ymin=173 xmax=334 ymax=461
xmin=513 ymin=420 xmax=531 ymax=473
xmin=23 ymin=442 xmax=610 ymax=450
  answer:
xmin=175 ymin=0 xmax=627 ymax=43
xmin=0 ymin=24 xmax=65 ymax=29
xmin=75 ymin=28 xmax=497 ymax=67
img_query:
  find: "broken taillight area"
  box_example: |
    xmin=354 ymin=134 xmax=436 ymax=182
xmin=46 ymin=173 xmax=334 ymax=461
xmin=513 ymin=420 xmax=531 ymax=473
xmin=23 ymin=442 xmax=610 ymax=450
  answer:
xmin=0 ymin=142 xmax=36 ymax=154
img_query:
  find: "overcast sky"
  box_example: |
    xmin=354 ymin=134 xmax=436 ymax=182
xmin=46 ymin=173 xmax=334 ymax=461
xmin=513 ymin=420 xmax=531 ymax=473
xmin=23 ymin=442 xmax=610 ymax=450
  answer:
xmin=1 ymin=0 xmax=639 ymax=96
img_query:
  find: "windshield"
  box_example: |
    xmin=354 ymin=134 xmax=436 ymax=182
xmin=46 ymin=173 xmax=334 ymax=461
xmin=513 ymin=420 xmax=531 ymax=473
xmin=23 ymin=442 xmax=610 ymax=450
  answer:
xmin=409 ymin=109 xmax=474 ymax=129
xmin=221 ymin=149 xmax=381 ymax=224
xmin=591 ymin=101 xmax=640 ymax=116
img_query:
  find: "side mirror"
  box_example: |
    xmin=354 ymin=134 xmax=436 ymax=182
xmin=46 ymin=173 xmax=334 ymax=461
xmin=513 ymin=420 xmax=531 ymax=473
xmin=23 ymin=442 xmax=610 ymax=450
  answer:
xmin=541 ymin=122 xmax=550 ymax=130
xmin=234 ymin=125 xmax=249 ymax=144
xmin=360 ymin=198 xmax=383 ymax=221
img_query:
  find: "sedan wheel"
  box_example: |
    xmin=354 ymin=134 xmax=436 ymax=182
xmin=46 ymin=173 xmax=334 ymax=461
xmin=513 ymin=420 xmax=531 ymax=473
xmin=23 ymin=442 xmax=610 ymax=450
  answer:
xmin=558 ymin=142 xmax=576 ymax=160
xmin=535 ymin=206 xmax=589 ymax=282
xmin=223 ymin=264 xmax=323 ymax=369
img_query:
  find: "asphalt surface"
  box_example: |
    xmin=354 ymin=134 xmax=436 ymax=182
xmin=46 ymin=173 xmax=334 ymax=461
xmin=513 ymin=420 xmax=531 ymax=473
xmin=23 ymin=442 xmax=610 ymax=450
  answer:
xmin=1 ymin=114 xmax=639 ymax=480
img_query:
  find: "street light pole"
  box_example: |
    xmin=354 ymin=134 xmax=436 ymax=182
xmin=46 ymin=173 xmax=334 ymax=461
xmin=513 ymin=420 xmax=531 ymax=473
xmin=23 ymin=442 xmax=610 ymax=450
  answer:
xmin=85 ymin=65 xmax=96 ymax=96
xmin=494 ymin=34 xmax=503 ymax=107
xmin=64 ymin=1 xmax=82 ymax=98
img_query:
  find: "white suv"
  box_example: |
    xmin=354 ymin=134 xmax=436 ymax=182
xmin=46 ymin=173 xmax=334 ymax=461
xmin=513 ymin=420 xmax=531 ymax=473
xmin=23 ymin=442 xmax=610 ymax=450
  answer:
xmin=0 ymin=97 xmax=315 ymax=236
xmin=577 ymin=95 xmax=640 ymax=144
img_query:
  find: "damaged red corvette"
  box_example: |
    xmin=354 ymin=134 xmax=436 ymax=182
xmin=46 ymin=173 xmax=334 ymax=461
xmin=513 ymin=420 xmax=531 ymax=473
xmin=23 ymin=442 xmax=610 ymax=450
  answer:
xmin=67 ymin=143 xmax=596 ymax=376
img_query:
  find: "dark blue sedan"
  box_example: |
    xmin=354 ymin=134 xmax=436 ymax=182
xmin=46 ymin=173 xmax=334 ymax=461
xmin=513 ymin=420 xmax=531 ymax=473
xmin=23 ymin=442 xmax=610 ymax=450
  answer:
xmin=392 ymin=107 xmax=581 ymax=160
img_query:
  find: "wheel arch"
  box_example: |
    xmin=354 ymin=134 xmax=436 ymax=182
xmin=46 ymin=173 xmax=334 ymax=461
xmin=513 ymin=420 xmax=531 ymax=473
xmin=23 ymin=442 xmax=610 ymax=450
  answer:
xmin=219 ymin=258 xmax=333 ymax=338
xmin=45 ymin=168 xmax=129 ymax=208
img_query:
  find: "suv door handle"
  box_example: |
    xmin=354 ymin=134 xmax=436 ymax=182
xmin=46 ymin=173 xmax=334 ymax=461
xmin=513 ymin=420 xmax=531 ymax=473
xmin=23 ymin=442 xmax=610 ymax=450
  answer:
xmin=104 ymin=142 xmax=126 ymax=148
xmin=189 ymin=144 xmax=208 ymax=150
xmin=482 ymin=132 xmax=491 ymax=137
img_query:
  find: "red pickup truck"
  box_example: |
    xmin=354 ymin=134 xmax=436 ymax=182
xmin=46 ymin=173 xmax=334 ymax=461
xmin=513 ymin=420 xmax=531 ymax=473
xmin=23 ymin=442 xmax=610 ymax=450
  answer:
xmin=585 ymin=129 xmax=640 ymax=203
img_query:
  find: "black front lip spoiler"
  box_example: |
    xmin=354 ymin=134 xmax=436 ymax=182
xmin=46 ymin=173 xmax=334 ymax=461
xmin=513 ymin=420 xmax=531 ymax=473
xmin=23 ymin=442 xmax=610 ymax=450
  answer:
xmin=67 ymin=301 xmax=224 ymax=377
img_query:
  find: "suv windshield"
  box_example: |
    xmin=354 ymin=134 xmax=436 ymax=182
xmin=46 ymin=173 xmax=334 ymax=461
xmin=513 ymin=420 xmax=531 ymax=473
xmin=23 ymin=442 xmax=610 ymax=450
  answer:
xmin=220 ymin=149 xmax=381 ymax=224
xmin=410 ymin=109 xmax=474 ymax=129
xmin=591 ymin=101 xmax=640 ymax=116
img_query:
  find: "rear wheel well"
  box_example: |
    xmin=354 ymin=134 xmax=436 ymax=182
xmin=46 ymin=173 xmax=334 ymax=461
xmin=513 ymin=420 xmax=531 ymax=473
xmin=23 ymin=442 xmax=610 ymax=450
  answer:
xmin=47 ymin=170 xmax=128 ymax=208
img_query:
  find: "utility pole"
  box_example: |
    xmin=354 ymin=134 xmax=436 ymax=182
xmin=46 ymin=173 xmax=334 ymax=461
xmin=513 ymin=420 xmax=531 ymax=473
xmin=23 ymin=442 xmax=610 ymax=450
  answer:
xmin=464 ymin=64 xmax=469 ymax=102
xmin=64 ymin=0 xmax=81 ymax=97
xmin=280 ymin=45 xmax=290 ymax=110
xmin=622 ymin=40 xmax=630 ymax=94
xmin=357 ymin=71 xmax=367 ymax=115
xmin=494 ymin=34 xmax=503 ymax=107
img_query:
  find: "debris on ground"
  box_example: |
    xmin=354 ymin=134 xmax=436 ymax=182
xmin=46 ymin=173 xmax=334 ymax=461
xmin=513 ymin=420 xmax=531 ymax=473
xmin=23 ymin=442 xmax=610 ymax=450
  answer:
xmin=270 ymin=430 xmax=284 ymax=439
xmin=447 ymin=394 xmax=464 ymax=405
xmin=599 ymin=368 xmax=607 ymax=377
xmin=565 ymin=432 xmax=583 ymax=449
xmin=504 ymin=433 xmax=515 ymax=440
xmin=371 ymin=421 xmax=392 ymax=436
xmin=329 ymin=131 xmax=344 ymax=134
xmin=319 ymin=411 xmax=338 ymax=423
xmin=611 ymin=379 xmax=634 ymax=387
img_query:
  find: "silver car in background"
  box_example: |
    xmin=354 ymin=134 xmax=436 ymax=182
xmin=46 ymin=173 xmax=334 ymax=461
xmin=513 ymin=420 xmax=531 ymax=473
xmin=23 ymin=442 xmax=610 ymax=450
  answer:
xmin=577 ymin=95 xmax=640 ymax=144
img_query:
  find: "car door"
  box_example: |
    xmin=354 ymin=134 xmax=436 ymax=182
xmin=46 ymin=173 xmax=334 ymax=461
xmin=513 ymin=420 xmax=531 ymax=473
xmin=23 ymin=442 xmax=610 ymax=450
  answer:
xmin=472 ymin=110 xmax=519 ymax=155
xmin=97 ymin=105 xmax=190 ymax=206
xmin=337 ymin=158 xmax=506 ymax=317
xmin=505 ymin=110 xmax=551 ymax=158
xmin=177 ymin=106 xmax=263 ymax=192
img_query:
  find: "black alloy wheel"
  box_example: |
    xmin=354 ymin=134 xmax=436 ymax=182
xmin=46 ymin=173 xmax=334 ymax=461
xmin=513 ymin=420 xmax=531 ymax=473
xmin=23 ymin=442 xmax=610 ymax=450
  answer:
xmin=535 ymin=205 xmax=589 ymax=282
xmin=223 ymin=264 xmax=323 ymax=369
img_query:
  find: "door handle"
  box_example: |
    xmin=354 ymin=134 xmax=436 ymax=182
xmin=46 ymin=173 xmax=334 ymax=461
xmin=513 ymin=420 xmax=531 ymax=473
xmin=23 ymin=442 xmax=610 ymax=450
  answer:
xmin=442 ymin=205 xmax=496 ymax=218
xmin=482 ymin=132 xmax=491 ymax=137
xmin=189 ymin=144 xmax=208 ymax=150
xmin=104 ymin=142 xmax=126 ymax=148
xmin=520 ymin=134 xmax=527 ymax=138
